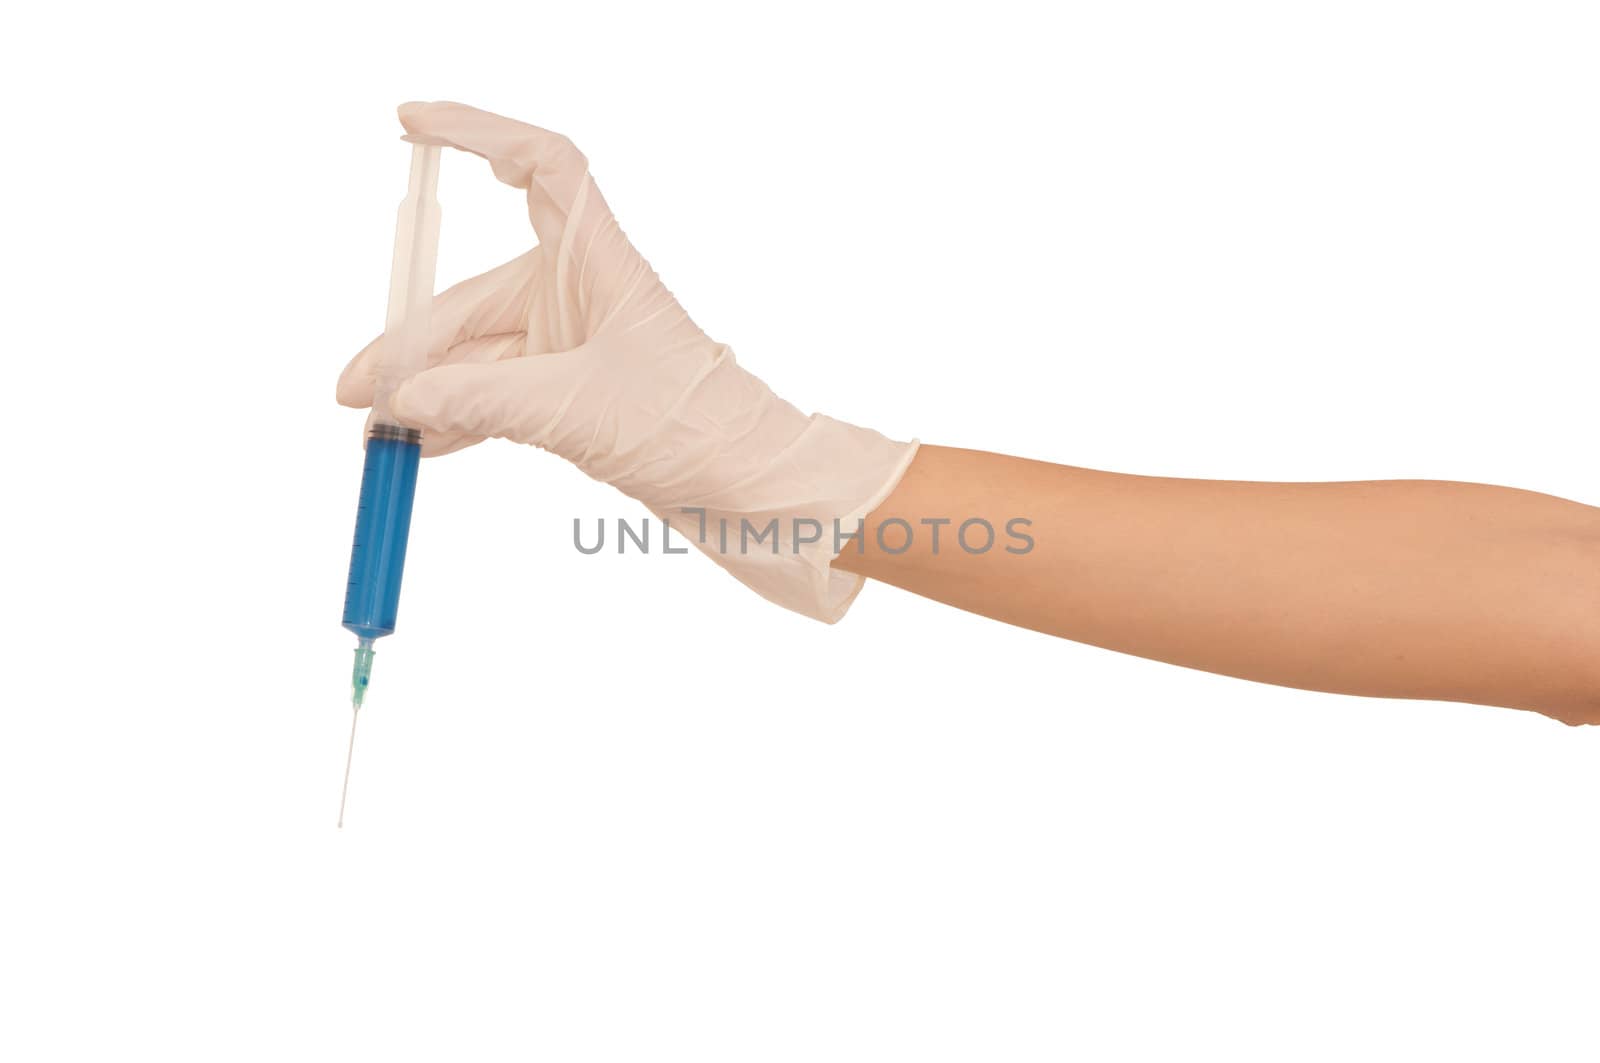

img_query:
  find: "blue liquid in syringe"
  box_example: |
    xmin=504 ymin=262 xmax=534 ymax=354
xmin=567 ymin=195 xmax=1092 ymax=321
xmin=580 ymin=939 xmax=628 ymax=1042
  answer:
xmin=343 ymin=427 xmax=421 ymax=705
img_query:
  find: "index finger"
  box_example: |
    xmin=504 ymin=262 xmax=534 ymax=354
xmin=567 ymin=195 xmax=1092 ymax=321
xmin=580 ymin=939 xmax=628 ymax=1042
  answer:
xmin=399 ymin=101 xmax=591 ymax=218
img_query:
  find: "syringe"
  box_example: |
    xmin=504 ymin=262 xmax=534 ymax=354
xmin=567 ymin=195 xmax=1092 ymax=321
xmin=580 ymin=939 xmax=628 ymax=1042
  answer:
xmin=338 ymin=140 xmax=442 ymax=827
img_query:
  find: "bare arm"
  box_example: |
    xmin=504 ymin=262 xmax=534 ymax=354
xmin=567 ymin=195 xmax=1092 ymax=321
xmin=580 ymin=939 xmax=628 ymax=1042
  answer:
xmin=835 ymin=446 xmax=1600 ymax=725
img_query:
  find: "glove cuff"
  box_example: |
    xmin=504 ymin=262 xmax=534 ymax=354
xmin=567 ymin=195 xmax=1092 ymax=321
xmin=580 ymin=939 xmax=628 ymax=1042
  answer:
xmin=598 ymin=346 xmax=918 ymax=622
xmin=648 ymin=414 xmax=919 ymax=623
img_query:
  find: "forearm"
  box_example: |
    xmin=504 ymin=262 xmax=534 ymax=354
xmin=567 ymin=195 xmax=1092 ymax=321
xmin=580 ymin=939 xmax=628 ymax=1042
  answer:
xmin=835 ymin=445 xmax=1600 ymax=723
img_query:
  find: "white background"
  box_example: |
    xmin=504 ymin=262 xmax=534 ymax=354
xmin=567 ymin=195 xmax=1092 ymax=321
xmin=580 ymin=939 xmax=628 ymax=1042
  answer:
xmin=4 ymin=2 xmax=1599 ymax=1059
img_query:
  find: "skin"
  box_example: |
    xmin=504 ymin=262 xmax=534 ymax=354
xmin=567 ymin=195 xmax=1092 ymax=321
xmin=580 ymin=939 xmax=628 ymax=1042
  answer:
xmin=834 ymin=446 xmax=1600 ymax=725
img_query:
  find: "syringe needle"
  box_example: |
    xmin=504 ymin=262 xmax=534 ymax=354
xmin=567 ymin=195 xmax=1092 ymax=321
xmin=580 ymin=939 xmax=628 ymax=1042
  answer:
xmin=337 ymin=706 xmax=361 ymax=829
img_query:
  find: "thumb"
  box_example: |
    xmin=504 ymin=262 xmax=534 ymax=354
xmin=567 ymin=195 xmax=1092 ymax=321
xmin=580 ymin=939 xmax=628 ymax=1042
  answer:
xmin=336 ymin=249 xmax=537 ymax=410
xmin=391 ymin=348 xmax=588 ymax=451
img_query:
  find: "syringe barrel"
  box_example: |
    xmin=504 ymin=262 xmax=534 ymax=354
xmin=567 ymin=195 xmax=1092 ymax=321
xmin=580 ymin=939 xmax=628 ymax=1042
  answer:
xmin=342 ymin=425 xmax=422 ymax=641
xmin=342 ymin=140 xmax=441 ymax=643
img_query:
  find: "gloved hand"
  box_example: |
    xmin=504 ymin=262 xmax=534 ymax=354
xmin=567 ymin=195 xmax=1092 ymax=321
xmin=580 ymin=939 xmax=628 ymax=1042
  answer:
xmin=337 ymin=102 xmax=918 ymax=622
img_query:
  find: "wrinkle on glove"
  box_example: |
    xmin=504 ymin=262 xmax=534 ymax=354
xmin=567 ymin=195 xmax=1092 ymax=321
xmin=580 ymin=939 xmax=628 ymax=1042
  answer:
xmin=340 ymin=101 xmax=918 ymax=622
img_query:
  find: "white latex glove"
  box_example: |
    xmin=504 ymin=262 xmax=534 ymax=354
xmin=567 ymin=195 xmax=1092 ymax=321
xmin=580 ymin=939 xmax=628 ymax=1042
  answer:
xmin=337 ymin=102 xmax=918 ymax=623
